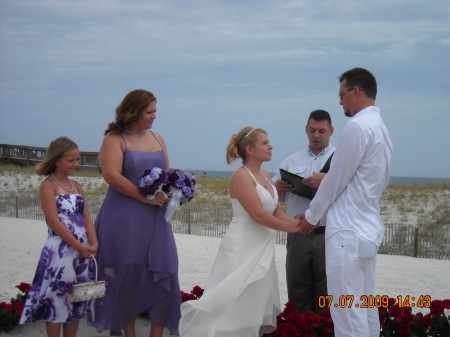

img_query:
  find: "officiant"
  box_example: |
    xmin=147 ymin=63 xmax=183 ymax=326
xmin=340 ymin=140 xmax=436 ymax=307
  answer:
xmin=272 ymin=109 xmax=335 ymax=314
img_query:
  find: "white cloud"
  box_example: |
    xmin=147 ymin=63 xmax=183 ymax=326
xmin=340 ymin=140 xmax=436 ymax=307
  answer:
xmin=1 ymin=0 xmax=449 ymax=178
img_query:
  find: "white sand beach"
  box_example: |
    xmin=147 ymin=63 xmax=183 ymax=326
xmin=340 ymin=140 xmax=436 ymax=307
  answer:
xmin=1 ymin=216 xmax=450 ymax=336
xmin=1 ymin=171 xmax=449 ymax=336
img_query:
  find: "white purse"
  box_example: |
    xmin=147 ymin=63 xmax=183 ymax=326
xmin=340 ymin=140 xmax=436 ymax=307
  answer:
xmin=69 ymin=256 xmax=106 ymax=302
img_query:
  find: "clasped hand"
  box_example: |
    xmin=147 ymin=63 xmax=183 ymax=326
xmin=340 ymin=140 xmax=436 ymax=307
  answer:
xmin=296 ymin=213 xmax=316 ymax=235
xmin=149 ymin=192 xmax=171 ymax=207
xmin=78 ymin=243 xmax=98 ymax=259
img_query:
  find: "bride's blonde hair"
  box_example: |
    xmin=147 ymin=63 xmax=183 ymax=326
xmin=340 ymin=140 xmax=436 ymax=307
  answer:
xmin=226 ymin=126 xmax=266 ymax=164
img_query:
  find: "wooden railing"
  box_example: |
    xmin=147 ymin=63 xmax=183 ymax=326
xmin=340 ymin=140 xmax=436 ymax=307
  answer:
xmin=1 ymin=191 xmax=449 ymax=260
xmin=0 ymin=144 xmax=100 ymax=172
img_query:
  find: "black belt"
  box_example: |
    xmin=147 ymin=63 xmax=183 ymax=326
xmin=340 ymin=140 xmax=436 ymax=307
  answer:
xmin=311 ymin=226 xmax=326 ymax=235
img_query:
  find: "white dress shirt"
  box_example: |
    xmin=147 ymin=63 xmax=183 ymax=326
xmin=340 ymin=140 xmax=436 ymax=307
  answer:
xmin=304 ymin=106 xmax=393 ymax=246
xmin=272 ymin=145 xmax=335 ymax=221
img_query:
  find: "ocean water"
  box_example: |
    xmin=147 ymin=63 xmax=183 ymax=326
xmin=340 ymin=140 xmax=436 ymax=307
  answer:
xmin=190 ymin=170 xmax=450 ymax=184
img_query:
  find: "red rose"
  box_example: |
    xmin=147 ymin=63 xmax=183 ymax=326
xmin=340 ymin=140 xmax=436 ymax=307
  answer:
xmin=276 ymin=321 xmax=298 ymax=337
xmin=11 ymin=299 xmax=25 ymax=316
xmin=388 ymin=303 xmax=402 ymax=317
xmin=295 ymin=318 xmax=309 ymax=332
xmin=304 ymin=311 xmax=320 ymax=330
xmin=430 ymin=299 xmax=445 ymax=317
xmin=284 ymin=302 xmax=295 ymax=310
xmin=319 ymin=307 xmax=331 ymax=318
xmin=191 ymin=286 xmax=204 ymax=299
xmin=284 ymin=310 xmax=301 ymax=323
xmin=420 ymin=313 xmax=433 ymax=328
xmin=15 ymin=282 xmax=31 ymax=294
xmin=388 ymin=297 xmax=397 ymax=307
xmin=0 ymin=302 xmax=15 ymax=315
xmin=180 ymin=291 xmax=196 ymax=303
xmin=442 ymin=299 xmax=450 ymax=309
xmin=281 ymin=302 xmax=298 ymax=319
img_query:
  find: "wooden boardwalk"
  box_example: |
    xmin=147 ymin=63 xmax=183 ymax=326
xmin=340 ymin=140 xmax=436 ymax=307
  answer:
xmin=0 ymin=143 xmax=100 ymax=172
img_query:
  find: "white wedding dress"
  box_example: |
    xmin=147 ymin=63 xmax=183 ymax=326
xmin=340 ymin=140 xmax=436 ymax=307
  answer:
xmin=179 ymin=168 xmax=281 ymax=337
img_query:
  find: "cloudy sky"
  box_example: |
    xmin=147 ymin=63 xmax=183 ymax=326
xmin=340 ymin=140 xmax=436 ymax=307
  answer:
xmin=1 ymin=0 xmax=449 ymax=178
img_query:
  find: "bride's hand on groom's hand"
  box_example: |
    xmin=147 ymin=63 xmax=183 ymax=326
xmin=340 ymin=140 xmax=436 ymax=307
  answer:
xmin=299 ymin=217 xmax=315 ymax=235
xmin=286 ymin=218 xmax=302 ymax=233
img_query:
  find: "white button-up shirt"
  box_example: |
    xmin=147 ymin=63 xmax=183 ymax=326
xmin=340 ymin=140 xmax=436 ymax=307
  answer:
xmin=304 ymin=106 xmax=393 ymax=246
xmin=272 ymin=145 xmax=335 ymax=221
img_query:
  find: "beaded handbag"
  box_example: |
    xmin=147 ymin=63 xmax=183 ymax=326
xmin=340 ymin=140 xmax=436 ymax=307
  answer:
xmin=69 ymin=256 xmax=106 ymax=302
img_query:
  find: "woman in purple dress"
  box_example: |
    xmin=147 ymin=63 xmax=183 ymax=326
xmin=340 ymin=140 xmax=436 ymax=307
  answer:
xmin=89 ymin=90 xmax=181 ymax=337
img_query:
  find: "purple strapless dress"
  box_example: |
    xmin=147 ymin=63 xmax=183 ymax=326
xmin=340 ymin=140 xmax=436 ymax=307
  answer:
xmin=88 ymin=150 xmax=181 ymax=336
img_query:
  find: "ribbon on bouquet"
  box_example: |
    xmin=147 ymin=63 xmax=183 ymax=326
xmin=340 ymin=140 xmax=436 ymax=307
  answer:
xmin=164 ymin=189 xmax=183 ymax=222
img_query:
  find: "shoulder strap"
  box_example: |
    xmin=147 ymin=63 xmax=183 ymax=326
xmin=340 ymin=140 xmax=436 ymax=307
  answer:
xmin=320 ymin=152 xmax=334 ymax=173
xmin=242 ymin=166 xmax=258 ymax=184
xmin=119 ymin=133 xmax=128 ymax=152
xmin=149 ymin=131 xmax=163 ymax=151
xmin=261 ymin=170 xmax=273 ymax=185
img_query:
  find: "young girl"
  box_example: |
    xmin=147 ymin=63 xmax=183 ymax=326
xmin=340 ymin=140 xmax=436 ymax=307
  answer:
xmin=19 ymin=137 xmax=98 ymax=337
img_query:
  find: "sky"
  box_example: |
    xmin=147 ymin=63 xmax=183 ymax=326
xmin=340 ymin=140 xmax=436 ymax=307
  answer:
xmin=1 ymin=0 xmax=449 ymax=179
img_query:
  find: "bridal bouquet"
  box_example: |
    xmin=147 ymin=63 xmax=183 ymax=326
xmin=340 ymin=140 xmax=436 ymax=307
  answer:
xmin=138 ymin=167 xmax=196 ymax=221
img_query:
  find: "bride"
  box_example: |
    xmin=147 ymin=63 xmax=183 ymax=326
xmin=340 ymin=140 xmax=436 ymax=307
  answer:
xmin=179 ymin=126 xmax=301 ymax=337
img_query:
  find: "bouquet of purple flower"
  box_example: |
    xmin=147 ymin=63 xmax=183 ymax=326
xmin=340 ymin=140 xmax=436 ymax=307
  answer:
xmin=137 ymin=167 xmax=196 ymax=222
xmin=138 ymin=167 xmax=169 ymax=200
xmin=163 ymin=168 xmax=196 ymax=221
xmin=165 ymin=168 xmax=196 ymax=204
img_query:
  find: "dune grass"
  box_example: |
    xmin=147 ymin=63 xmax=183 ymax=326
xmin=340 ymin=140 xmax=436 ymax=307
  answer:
xmin=1 ymin=165 xmax=449 ymax=226
xmin=381 ymin=182 xmax=450 ymax=226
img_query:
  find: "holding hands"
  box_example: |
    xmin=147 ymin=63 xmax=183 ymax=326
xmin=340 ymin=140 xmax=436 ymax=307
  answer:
xmin=296 ymin=213 xmax=316 ymax=235
xmin=286 ymin=217 xmax=303 ymax=233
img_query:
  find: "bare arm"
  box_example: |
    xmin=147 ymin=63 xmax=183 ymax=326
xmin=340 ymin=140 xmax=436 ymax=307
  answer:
xmin=272 ymin=206 xmax=295 ymax=222
xmin=230 ymin=169 xmax=300 ymax=233
xmin=76 ymin=181 xmax=98 ymax=257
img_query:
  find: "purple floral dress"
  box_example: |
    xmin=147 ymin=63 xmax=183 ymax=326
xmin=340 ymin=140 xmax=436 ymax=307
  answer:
xmin=20 ymin=194 xmax=94 ymax=324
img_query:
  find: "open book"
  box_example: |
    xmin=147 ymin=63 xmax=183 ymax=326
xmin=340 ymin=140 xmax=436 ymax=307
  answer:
xmin=279 ymin=168 xmax=317 ymax=199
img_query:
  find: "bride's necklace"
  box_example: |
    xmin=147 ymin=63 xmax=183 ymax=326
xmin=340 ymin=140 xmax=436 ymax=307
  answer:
xmin=126 ymin=129 xmax=146 ymax=138
xmin=51 ymin=173 xmax=75 ymax=192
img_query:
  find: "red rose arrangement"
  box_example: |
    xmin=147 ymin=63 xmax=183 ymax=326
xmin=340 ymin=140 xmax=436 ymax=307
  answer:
xmin=0 ymin=282 xmax=30 ymax=332
xmin=2 ymin=283 xmax=449 ymax=336
xmin=179 ymin=286 xmax=450 ymax=337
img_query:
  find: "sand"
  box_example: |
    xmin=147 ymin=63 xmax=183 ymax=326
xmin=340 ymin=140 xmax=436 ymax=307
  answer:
xmin=1 ymin=216 xmax=449 ymax=336
xmin=1 ymin=171 xmax=449 ymax=336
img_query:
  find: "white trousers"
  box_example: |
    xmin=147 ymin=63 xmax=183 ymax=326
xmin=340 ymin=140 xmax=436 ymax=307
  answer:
xmin=326 ymin=231 xmax=380 ymax=337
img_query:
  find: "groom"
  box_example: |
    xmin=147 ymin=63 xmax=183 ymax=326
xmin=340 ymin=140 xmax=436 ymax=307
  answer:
xmin=299 ymin=67 xmax=393 ymax=337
